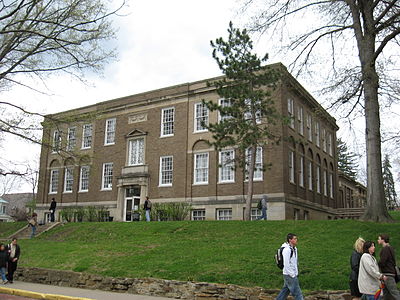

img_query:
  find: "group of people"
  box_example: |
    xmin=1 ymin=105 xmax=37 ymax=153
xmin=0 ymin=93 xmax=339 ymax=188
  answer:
xmin=276 ymin=233 xmax=399 ymax=300
xmin=0 ymin=238 xmax=21 ymax=284
xmin=350 ymin=235 xmax=400 ymax=300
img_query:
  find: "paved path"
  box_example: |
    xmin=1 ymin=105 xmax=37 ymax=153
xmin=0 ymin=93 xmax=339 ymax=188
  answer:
xmin=2 ymin=282 xmax=174 ymax=300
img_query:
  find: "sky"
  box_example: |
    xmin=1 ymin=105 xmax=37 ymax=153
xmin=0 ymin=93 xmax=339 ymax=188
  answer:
xmin=1 ymin=0 xmax=399 ymax=192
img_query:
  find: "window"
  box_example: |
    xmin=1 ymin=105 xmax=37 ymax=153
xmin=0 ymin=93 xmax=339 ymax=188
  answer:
xmin=219 ymin=149 xmax=235 ymax=183
xmin=307 ymin=114 xmax=312 ymax=142
xmin=307 ymin=161 xmax=313 ymax=191
xmin=52 ymin=130 xmax=61 ymax=152
xmin=289 ymin=151 xmax=295 ymax=183
xmin=66 ymin=127 xmax=76 ymax=151
xmin=49 ymin=169 xmax=59 ymax=194
xmin=298 ymin=106 xmax=304 ymax=135
xmin=1 ymin=206 xmax=5 ymax=214
xmin=304 ymin=210 xmax=309 ymax=220
xmin=245 ymin=147 xmax=263 ymax=181
xmin=315 ymin=122 xmax=320 ymax=147
xmin=217 ymin=209 xmax=232 ymax=220
xmin=294 ymin=208 xmax=300 ymax=220
xmin=329 ymin=172 xmax=334 ymax=198
xmin=244 ymin=99 xmax=262 ymax=124
xmin=64 ymin=167 xmax=74 ymax=193
xmin=159 ymin=156 xmax=173 ymax=186
xmin=323 ymin=169 xmax=328 ymax=196
xmin=194 ymin=103 xmax=208 ymax=132
xmin=316 ymin=165 xmax=321 ymax=193
xmin=82 ymin=124 xmax=93 ymax=149
xmin=194 ymin=153 xmax=209 ymax=184
xmin=105 ymin=118 xmax=116 ymax=145
xmin=299 ymin=155 xmax=304 ymax=187
xmin=322 ymin=129 xmax=327 ymax=152
xmin=328 ymin=133 xmax=333 ymax=156
xmin=102 ymin=162 xmax=113 ymax=190
xmin=128 ymin=138 xmax=144 ymax=166
xmin=79 ymin=166 xmax=90 ymax=192
xmin=251 ymin=208 xmax=262 ymax=220
xmin=161 ymin=107 xmax=174 ymax=137
xmin=218 ymin=98 xmax=232 ymax=122
xmin=288 ymin=98 xmax=295 ymax=129
xmin=192 ymin=210 xmax=206 ymax=221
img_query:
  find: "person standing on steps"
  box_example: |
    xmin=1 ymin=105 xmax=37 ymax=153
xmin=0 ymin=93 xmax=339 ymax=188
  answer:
xmin=6 ymin=238 xmax=20 ymax=284
xmin=144 ymin=196 xmax=152 ymax=222
xmin=28 ymin=212 xmax=38 ymax=238
xmin=49 ymin=198 xmax=57 ymax=222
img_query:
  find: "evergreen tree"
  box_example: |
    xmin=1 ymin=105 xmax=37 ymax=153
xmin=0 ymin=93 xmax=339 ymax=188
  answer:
xmin=203 ymin=22 xmax=281 ymax=220
xmin=337 ymin=138 xmax=359 ymax=180
xmin=382 ymin=154 xmax=398 ymax=210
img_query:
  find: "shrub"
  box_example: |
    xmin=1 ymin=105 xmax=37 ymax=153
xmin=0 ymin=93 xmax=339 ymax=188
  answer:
xmin=86 ymin=206 xmax=98 ymax=222
xmin=59 ymin=207 xmax=75 ymax=222
xmin=150 ymin=202 xmax=192 ymax=221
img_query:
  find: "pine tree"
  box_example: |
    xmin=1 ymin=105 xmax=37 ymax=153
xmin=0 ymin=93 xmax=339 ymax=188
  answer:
xmin=203 ymin=22 xmax=281 ymax=220
xmin=382 ymin=154 xmax=398 ymax=210
xmin=337 ymin=138 xmax=359 ymax=180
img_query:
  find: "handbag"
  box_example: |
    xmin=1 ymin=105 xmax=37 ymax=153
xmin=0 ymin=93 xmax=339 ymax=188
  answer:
xmin=395 ymin=265 xmax=400 ymax=283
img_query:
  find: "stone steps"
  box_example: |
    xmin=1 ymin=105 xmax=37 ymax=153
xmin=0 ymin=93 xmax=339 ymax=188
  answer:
xmin=9 ymin=222 xmax=61 ymax=239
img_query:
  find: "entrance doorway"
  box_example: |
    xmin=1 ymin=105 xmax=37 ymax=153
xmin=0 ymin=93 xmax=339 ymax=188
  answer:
xmin=124 ymin=186 xmax=141 ymax=221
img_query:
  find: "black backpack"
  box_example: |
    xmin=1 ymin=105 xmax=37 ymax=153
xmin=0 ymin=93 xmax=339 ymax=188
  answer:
xmin=275 ymin=246 xmax=294 ymax=269
xmin=257 ymin=200 xmax=262 ymax=210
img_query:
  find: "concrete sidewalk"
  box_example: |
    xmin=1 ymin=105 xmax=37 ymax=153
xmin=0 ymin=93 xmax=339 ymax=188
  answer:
xmin=2 ymin=282 xmax=174 ymax=300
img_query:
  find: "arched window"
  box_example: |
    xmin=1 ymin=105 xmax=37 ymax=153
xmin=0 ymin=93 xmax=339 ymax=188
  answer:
xmin=307 ymin=149 xmax=313 ymax=191
xmin=316 ymin=155 xmax=321 ymax=194
xmin=299 ymin=144 xmax=305 ymax=187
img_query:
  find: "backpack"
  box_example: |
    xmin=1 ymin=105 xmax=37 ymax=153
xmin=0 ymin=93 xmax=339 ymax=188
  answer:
xmin=275 ymin=246 xmax=294 ymax=269
xmin=257 ymin=200 xmax=262 ymax=210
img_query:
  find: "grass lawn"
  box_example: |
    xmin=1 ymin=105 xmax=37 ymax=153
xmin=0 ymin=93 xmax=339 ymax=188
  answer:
xmin=15 ymin=218 xmax=400 ymax=291
xmin=0 ymin=222 xmax=27 ymax=239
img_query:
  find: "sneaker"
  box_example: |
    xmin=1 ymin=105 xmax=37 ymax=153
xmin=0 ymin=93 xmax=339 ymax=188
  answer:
xmin=3 ymin=280 xmax=8 ymax=284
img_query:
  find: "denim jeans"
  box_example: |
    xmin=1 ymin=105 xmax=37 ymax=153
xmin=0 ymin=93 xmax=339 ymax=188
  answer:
xmin=145 ymin=210 xmax=151 ymax=222
xmin=257 ymin=207 xmax=267 ymax=220
xmin=363 ymin=294 xmax=381 ymax=300
xmin=0 ymin=267 xmax=6 ymax=281
xmin=31 ymin=225 xmax=36 ymax=238
xmin=276 ymin=275 xmax=303 ymax=300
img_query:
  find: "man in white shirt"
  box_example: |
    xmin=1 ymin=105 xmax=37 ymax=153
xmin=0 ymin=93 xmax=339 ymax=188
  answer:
xmin=276 ymin=233 xmax=304 ymax=300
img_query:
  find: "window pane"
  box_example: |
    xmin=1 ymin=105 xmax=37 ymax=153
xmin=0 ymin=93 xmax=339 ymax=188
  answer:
xmin=161 ymin=108 xmax=174 ymax=136
xmin=105 ymin=118 xmax=116 ymax=145
xmin=129 ymin=138 xmax=144 ymax=165
xmin=194 ymin=153 xmax=208 ymax=184
xmin=160 ymin=156 xmax=173 ymax=185
xmin=102 ymin=163 xmax=113 ymax=189
xmin=195 ymin=103 xmax=208 ymax=131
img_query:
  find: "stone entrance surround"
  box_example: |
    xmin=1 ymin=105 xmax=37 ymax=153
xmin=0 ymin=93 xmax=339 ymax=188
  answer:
xmin=15 ymin=267 xmax=351 ymax=300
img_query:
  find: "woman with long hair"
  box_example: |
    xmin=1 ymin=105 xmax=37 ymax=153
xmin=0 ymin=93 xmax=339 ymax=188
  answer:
xmin=349 ymin=237 xmax=365 ymax=300
xmin=358 ymin=241 xmax=387 ymax=300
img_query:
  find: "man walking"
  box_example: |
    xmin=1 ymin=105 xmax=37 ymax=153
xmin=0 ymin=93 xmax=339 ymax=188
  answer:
xmin=144 ymin=196 xmax=152 ymax=222
xmin=276 ymin=233 xmax=304 ymax=300
xmin=6 ymin=238 xmax=20 ymax=284
xmin=377 ymin=234 xmax=400 ymax=300
xmin=257 ymin=195 xmax=268 ymax=220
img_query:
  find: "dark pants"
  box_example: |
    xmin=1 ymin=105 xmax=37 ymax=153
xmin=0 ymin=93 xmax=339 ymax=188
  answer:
xmin=50 ymin=211 xmax=55 ymax=222
xmin=7 ymin=260 xmax=18 ymax=282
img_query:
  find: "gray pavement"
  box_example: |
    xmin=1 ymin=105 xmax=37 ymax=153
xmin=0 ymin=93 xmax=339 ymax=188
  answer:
xmin=6 ymin=281 xmax=174 ymax=300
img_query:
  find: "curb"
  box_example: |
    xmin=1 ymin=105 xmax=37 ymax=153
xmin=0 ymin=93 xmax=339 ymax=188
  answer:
xmin=0 ymin=287 xmax=94 ymax=300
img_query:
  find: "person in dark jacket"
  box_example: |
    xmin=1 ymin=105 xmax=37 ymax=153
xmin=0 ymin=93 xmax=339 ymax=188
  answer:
xmin=49 ymin=198 xmax=57 ymax=222
xmin=144 ymin=196 xmax=152 ymax=222
xmin=6 ymin=238 xmax=20 ymax=284
xmin=377 ymin=234 xmax=400 ymax=300
xmin=349 ymin=237 xmax=365 ymax=300
xmin=0 ymin=243 xmax=9 ymax=284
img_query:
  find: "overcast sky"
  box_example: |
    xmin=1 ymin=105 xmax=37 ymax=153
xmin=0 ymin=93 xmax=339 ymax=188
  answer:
xmin=1 ymin=0 xmax=399 ymax=192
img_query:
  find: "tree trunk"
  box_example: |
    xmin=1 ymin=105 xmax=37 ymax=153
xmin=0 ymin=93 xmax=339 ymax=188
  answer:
xmin=245 ymin=146 xmax=256 ymax=221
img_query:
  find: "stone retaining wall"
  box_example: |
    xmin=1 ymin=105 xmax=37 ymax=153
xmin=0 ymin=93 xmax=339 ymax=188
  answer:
xmin=15 ymin=267 xmax=351 ymax=300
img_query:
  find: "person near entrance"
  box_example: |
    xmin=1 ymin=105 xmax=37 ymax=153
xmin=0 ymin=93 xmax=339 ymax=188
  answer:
xmin=6 ymin=238 xmax=20 ymax=284
xmin=144 ymin=196 xmax=152 ymax=222
xmin=49 ymin=198 xmax=57 ymax=222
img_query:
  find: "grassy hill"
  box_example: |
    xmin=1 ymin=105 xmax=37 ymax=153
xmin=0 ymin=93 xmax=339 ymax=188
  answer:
xmin=7 ymin=216 xmax=400 ymax=291
xmin=0 ymin=222 xmax=26 ymax=239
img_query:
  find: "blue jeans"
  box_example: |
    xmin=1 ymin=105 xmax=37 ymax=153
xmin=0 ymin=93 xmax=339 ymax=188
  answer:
xmin=31 ymin=225 xmax=36 ymax=238
xmin=257 ymin=207 xmax=267 ymax=220
xmin=0 ymin=267 xmax=6 ymax=281
xmin=363 ymin=294 xmax=381 ymax=300
xmin=145 ymin=210 xmax=151 ymax=222
xmin=276 ymin=275 xmax=303 ymax=300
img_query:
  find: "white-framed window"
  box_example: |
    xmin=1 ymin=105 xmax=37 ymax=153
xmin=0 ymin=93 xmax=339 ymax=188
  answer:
xmin=49 ymin=169 xmax=59 ymax=194
xmin=161 ymin=107 xmax=174 ymax=137
xmin=82 ymin=124 xmax=93 ymax=149
xmin=299 ymin=155 xmax=304 ymax=187
xmin=1 ymin=206 xmax=5 ymax=214
xmin=298 ymin=106 xmax=304 ymax=135
xmin=79 ymin=166 xmax=90 ymax=192
xmin=251 ymin=208 xmax=262 ymax=220
xmin=104 ymin=118 xmax=116 ymax=145
xmin=289 ymin=151 xmax=295 ymax=183
xmin=244 ymin=99 xmax=262 ymax=124
xmin=192 ymin=210 xmax=206 ymax=221
xmin=219 ymin=149 xmax=235 ymax=183
xmin=315 ymin=122 xmax=320 ymax=147
xmin=288 ymin=98 xmax=295 ymax=129
xmin=322 ymin=129 xmax=327 ymax=152
xmin=245 ymin=147 xmax=263 ymax=181
xmin=307 ymin=161 xmax=313 ymax=191
xmin=66 ymin=127 xmax=76 ymax=151
xmin=217 ymin=209 xmax=232 ymax=220
xmin=159 ymin=156 xmax=173 ymax=186
xmin=64 ymin=167 xmax=74 ymax=193
xmin=218 ymin=98 xmax=232 ymax=122
xmin=52 ymin=130 xmax=61 ymax=153
xmin=329 ymin=172 xmax=334 ymax=198
xmin=102 ymin=162 xmax=113 ymax=190
xmin=316 ymin=166 xmax=321 ymax=193
xmin=194 ymin=103 xmax=208 ymax=132
xmin=323 ymin=169 xmax=328 ymax=196
xmin=194 ymin=152 xmax=209 ymax=184
xmin=307 ymin=114 xmax=312 ymax=142
xmin=128 ymin=138 xmax=144 ymax=166
xmin=328 ymin=133 xmax=333 ymax=156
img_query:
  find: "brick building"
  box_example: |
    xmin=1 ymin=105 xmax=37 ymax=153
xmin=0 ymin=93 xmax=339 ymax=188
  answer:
xmin=36 ymin=63 xmax=340 ymax=221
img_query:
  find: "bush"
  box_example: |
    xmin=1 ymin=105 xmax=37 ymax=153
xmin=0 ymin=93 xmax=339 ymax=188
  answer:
xmin=86 ymin=206 xmax=98 ymax=222
xmin=59 ymin=207 xmax=75 ymax=222
xmin=150 ymin=202 xmax=192 ymax=221
xmin=59 ymin=206 xmax=110 ymax=222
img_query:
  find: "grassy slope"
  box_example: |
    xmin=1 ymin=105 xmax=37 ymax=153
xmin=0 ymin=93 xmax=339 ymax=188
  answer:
xmin=0 ymin=222 xmax=27 ymax=239
xmin=16 ymin=218 xmax=400 ymax=291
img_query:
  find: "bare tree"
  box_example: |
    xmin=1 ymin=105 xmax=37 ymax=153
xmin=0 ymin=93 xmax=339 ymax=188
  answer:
xmin=243 ymin=0 xmax=400 ymax=222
